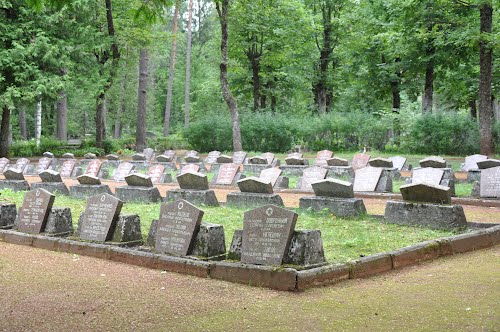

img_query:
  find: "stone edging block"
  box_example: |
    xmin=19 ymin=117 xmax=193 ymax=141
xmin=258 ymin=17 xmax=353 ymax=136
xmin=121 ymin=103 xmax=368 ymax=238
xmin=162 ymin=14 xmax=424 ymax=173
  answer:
xmin=296 ymin=264 xmax=349 ymax=289
xmin=349 ymin=253 xmax=393 ymax=279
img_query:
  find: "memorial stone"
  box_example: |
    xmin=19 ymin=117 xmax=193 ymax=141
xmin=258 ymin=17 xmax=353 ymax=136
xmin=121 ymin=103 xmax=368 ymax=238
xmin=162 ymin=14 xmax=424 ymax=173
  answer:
xmin=35 ymin=157 xmax=53 ymax=174
xmin=0 ymin=203 xmax=17 ymax=229
xmin=177 ymin=172 xmax=209 ymax=190
xmin=462 ymin=154 xmax=487 ymax=171
xmin=106 ymin=154 xmax=120 ymax=161
xmin=61 ymin=153 xmax=75 ymax=159
xmin=477 ymin=159 xmax=500 ymax=169
xmin=0 ymin=157 xmax=9 ymax=173
xmin=237 ymin=177 xmax=273 ymax=194
xmin=167 ymin=172 xmax=218 ymax=206
xmin=125 ymin=173 xmax=153 ymax=187
xmin=315 ymin=150 xmax=333 ymax=167
xmin=77 ymin=174 xmax=101 ymax=185
xmin=14 ymin=158 xmax=30 ymax=172
xmin=32 ymin=170 xmax=69 ymax=195
xmin=352 ymin=153 xmax=370 ymax=170
xmin=84 ymin=159 xmax=102 ymax=177
xmin=16 ymin=189 xmax=55 ymax=234
xmin=412 ymin=167 xmax=444 ymax=186
xmin=156 ymin=154 xmax=174 ymax=163
xmin=39 ymin=170 xmax=63 ymax=183
xmin=112 ymin=162 xmax=134 ymax=181
xmin=215 ymin=163 xmax=239 ymax=185
xmin=79 ymin=193 xmax=123 ymax=242
xmin=353 ymin=166 xmax=383 ymax=192
xmin=4 ymin=168 xmax=25 ymax=181
xmin=205 ymin=151 xmax=221 ymax=164
xmin=148 ymin=164 xmax=165 ymax=184
xmin=249 ymin=156 xmax=268 ymax=165
xmin=132 ymin=153 xmax=147 ymax=161
xmin=368 ymin=157 xmax=393 ymax=168
xmin=480 ymin=166 xmax=500 ymax=198
xmin=400 ymin=183 xmax=451 ymax=204
xmin=180 ymin=164 xmax=200 ymax=174
xmin=326 ymin=157 xmax=349 ymax=167
xmin=419 ymin=156 xmax=446 ymax=168
xmin=261 ymin=152 xmax=276 ymax=165
xmin=43 ymin=151 xmax=54 ymax=158
xmin=60 ymin=159 xmax=76 ymax=178
xmin=216 ymin=155 xmax=233 ymax=163
xmin=0 ymin=168 xmax=30 ymax=191
xmin=83 ymin=153 xmax=97 ymax=159
xmin=143 ymin=148 xmax=155 ymax=161
xmin=298 ymin=166 xmax=327 ymax=191
xmin=389 ymin=156 xmax=407 ymax=171
xmin=232 ymin=151 xmax=247 ymax=164
xmin=311 ymin=178 xmax=354 ymax=198
xmin=259 ymin=167 xmax=282 ymax=187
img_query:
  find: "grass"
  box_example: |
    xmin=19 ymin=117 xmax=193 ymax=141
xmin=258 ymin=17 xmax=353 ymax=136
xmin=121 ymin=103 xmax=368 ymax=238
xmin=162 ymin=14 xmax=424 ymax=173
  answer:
xmin=0 ymin=189 xmax=459 ymax=264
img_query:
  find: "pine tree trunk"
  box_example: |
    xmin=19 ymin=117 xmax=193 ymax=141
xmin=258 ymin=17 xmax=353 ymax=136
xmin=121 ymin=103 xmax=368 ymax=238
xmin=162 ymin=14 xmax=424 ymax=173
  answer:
xmin=35 ymin=97 xmax=42 ymax=146
xmin=184 ymin=0 xmax=193 ymax=128
xmin=216 ymin=0 xmax=243 ymax=151
xmin=136 ymin=48 xmax=149 ymax=152
xmin=251 ymin=55 xmax=261 ymax=111
xmin=114 ymin=76 xmax=125 ymax=139
xmin=19 ymin=104 xmax=27 ymax=140
xmin=0 ymin=107 xmax=10 ymax=157
xmin=422 ymin=61 xmax=434 ymax=113
xmin=479 ymin=4 xmax=494 ymax=155
xmin=56 ymin=90 xmax=68 ymax=140
xmin=391 ymin=80 xmax=401 ymax=146
xmin=163 ymin=0 xmax=180 ymax=136
xmin=96 ymin=92 xmax=106 ymax=148
xmin=469 ymin=99 xmax=477 ymax=119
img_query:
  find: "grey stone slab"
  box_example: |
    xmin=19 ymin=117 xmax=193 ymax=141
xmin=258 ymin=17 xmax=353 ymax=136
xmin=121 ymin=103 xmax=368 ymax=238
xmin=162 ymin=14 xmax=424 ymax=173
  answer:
xmin=352 ymin=153 xmax=370 ymax=170
xmin=259 ymin=167 xmax=282 ymax=187
xmin=261 ymin=152 xmax=276 ymax=165
xmin=237 ymin=177 xmax=273 ymax=194
xmin=0 ymin=203 xmax=17 ymax=229
xmin=285 ymin=157 xmax=306 ymax=165
xmin=35 ymin=157 xmax=53 ymax=173
xmin=326 ymin=157 xmax=348 ymax=167
xmin=16 ymin=189 xmax=55 ymax=234
xmin=400 ymin=182 xmax=451 ymax=204
xmin=0 ymin=157 xmax=9 ymax=173
xmin=43 ymin=151 xmax=54 ymax=158
xmin=83 ymin=153 xmax=97 ymax=159
xmin=111 ymin=214 xmax=143 ymax=244
xmin=106 ymin=154 xmax=120 ymax=160
xmin=368 ymin=157 xmax=393 ymax=168
xmin=215 ymin=163 xmax=239 ymax=185
xmin=411 ymin=167 xmax=444 ymax=186
xmin=216 ymin=155 xmax=233 ymax=164
xmin=205 ymin=151 xmax=221 ymax=164
xmin=0 ymin=180 xmax=30 ymax=192
xmin=45 ymin=207 xmax=73 ymax=236
xmin=298 ymin=166 xmax=328 ymax=191
xmin=165 ymin=189 xmax=219 ymax=207
xmin=156 ymin=154 xmax=174 ymax=163
xmin=125 ymin=173 xmax=153 ymax=187
xmin=132 ymin=153 xmax=147 ymax=161
xmin=325 ymin=166 xmax=354 ymax=181
xmin=69 ymin=184 xmax=112 ymax=199
xmin=148 ymin=164 xmax=165 ymax=184
xmin=185 ymin=155 xmax=201 ymax=163
xmin=389 ymin=156 xmax=407 ymax=171
xmin=299 ymin=196 xmax=366 ymax=218
xmin=462 ymin=154 xmax=488 ymax=171
xmin=61 ymin=153 xmax=75 ymax=159
xmin=180 ymin=164 xmax=200 ymax=174
xmin=477 ymin=159 xmax=500 ymax=170
xmin=143 ymin=148 xmax=155 ymax=161
xmin=39 ymin=170 xmax=62 ymax=183
xmin=177 ymin=172 xmax=209 ymax=190
xmin=480 ymin=166 xmax=500 ymax=198
xmin=4 ymin=168 xmax=25 ymax=181
xmin=243 ymin=164 xmax=271 ymax=174
xmin=315 ymin=150 xmax=333 ymax=167
xmin=59 ymin=159 xmax=76 ymax=178
xmin=353 ymin=166 xmax=383 ymax=192
xmin=83 ymin=159 xmax=102 ymax=177
xmin=311 ymin=178 xmax=354 ymax=198
xmin=31 ymin=182 xmax=70 ymax=196
xmin=249 ymin=156 xmax=268 ymax=165
xmin=116 ymin=186 xmax=161 ymax=203
xmin=384 ymin=200 xmax=467 ymax=230
xmin=14 ymin=158 xmax=30 ymax=172
xmin=419 ymin=156 xmax=446 ymax=168
xmin=79 ymin=193 xmax=123 ymax=242
xmin=226 ymin=192 xmax=284 ymax=208
xmin=279 ymin=165 xmax=308 ymax=177
xmin=287 ymin=152 xmax=303 ymax=159
xmin=113 ymin=162 xmax=135 ymax=182
xmin=232 ymin=151 xmax=247 ymax=165
xmin=77 ymin=174 xmax=101 ymax=185
xmin=467 ymin=169 xmax=481 ymax=183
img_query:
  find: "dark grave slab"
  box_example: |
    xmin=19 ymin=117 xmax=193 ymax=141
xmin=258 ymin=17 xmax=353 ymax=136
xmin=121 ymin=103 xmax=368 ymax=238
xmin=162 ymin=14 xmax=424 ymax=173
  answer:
xmin=177 ymin=172 xmax=209 ymax=190
xmin=352 ymin=153 xmax=370 ymax=171
xmin=132 ymin=153 xmax=147 ymax=161
xmin=215 ymin=163 xmax=239 ymax=185
xmin=226 ymin=191 xmax=284 ymax=208
xmin=462 ymin=154 xmax=487 ymax=171
xmin=480 ymin=166 xmax=500 ymax=198
xmin=400 ymin=182 xmax=451 ymax=204
xmin=315 ymin=150 xmax=333 ymax=167
xmin=148 ymin=164 xmax=165 ymax=184
xmin=287 ymin=152 xmax=303 ymax=159
xmin=249 ymin=156 xmax=268 ymax=165
xmin=164 ymin=150 xmax=177 ymax=160
xmin=259 ymin=167 xmax=282 ymax=187
xmin=156 ymin=154 xmax=174 ymax=163
xmin=186 ymin=150 xmax=199 ymax=157
xmin=60 ymin=159 xmax=76 ymax=178
xmin=0 ymin=157 xmax=9 ymax=173
xmin=143 ymin=148 xmax=155 ymax=161
xmin=240 ymin=205 xmax=297 ymax=266
xmin=79 ymin=193 xmax=123 ymax=242
xmin=205 ymin=151 xmax=221 ymax=164
xmin=4 ymin=168 xmax=25 ymax=181
xmin=155 ymin=199 xmax=203 ymax=256
xmin=368 ymin=157 xmax=393 ymax=168
xmin=61 ymin=153 xmax=75 ymax=159
xmin=83 ymin=153 xmax=97 ymax=159
xmin=84 ymin=159 xmax=102 ymax=177
xmin=389 ymin=156 xmax=407 ymax=171
xmin=16 ymin=189 xmax=55 ymax=234
xmin=477 ymin=159 xmax=500 ymax=170
xmin=353 ymin=166 xmax=383 ymax=192
xmin=33 ymin=171 xmax=69 ymax=194
xmin=0 ymin=203 xmax=17 ymax=229
xmin=39 ymin=170 xmax=63 ymax=183
xmin=165 ymin=189 xmax=219 ymax=207
xmin=117 ymin=174 xmax=160 ymax=203
xmin=125 ymin=173 xmax=153 ymax=187
xmin=311 ymin=178 xmax=354 ymax=198
xmin=14 ymin=158 xmax=30 ymax=172
xmin=261 ymin=152 xmax=276 ymax=165
xmin=232 ymin=151 xmax=247 ymax=165
xmin=285 ymin=156 xmax=306 ymax=166
xmin=326 ymin=157 xmax=349 ymax=167
xmin=106 ymin=154 xmax=120 ymax=161
xmin=237 ymin=177 xmax=273 ymax=194
xmin=184 ymin=155 xmax=201 ymax=163
xmin=298 ymin=166 xmax=328 ymax=191
xmin=181 ymin=164 xmax=200 ymax=174
xmin=44 ymin=207 xmax=74 ymax=236
xmin=112 ymin=162 xmax=134 ymax=182
xmin=419 ymin=156 xmax=446 ymax=168
xmin=77 ymin=174 xmax=101 ymax=185
xmin=412 ymin=167 xmax=444 ymax=186
xmin=216 ymin=155 xmax=233 ymax=163
xmin=43 ymin=151 xmax=54 ymax=158
xmin=0 ymin=168 xmax=29 ymax=191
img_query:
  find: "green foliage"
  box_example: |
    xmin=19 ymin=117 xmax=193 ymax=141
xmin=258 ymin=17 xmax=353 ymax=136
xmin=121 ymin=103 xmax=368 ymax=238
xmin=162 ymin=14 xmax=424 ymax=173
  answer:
xmin=149 ymin=133 xmax=191 ymax=151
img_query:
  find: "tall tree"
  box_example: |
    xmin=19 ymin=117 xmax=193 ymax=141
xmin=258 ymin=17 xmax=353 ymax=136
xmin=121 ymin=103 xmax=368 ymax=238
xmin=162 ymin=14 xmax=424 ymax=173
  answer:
xmin=56 ymin=90 xmax=68 ymax=140
xmin=136 ymin=49 xmax=149 ymax=151
xmin=35 ymin=97 xmax=42 ymax=146
xmin=185 ymin=0 xmax=193 ymax=127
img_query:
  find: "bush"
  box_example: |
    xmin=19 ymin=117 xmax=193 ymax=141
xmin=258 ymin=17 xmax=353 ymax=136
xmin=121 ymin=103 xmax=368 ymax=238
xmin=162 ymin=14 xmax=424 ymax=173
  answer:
xmin=149 ymin=133 xmax=191 ymax=151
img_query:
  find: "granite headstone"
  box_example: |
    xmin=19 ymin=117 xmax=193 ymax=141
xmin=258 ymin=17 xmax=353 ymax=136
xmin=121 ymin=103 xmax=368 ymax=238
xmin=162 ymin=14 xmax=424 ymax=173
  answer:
xmin=79 ymin=193 xmax=123 ymax=242
xmin=16 ymin=189 xmax=55 ymax=234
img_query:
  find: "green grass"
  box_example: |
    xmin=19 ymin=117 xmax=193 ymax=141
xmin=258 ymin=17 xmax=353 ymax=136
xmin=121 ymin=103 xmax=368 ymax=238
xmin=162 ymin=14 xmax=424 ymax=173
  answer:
xmin=0 ymin=189 xmax=459 ymax=264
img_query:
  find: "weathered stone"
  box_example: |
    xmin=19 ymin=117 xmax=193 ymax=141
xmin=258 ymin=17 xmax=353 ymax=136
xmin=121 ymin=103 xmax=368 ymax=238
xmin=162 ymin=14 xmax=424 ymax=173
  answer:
xmin=216 ymin=155 xmax=233 ymax=163
xmin=287 ymin=152 xmax=303 ymax=159
xmin=31 ymin=182 xmax=70 ymax=196
xmin=226 ymin=192 xmax=284 ymax=208
xmin=43 ymin=151 xmax=54 ymax=158
xmin=232 ymin=151 xmax=247 ymax=164
xmin=315 ymin=150 xmax=333 ymax=167
xmin=298 ymin=166 xmax=328 ymax=191
xmin=215 ymin=163 xmax=239 ymax=185
xmin=205 ymin=151 xmax=221 ymax=164
xmin=261 ymin=152 xmax=276 ymax=165
xmin=0 ymin=157 xmax=9 ymax=173
xmin=384 ymin=200 xmax=467 ymax=231
xmin=237 ymin=177 xmax=273 ymax=194
xmin=165 ymin=189 xmax=219 ymax=207
xmin=116 ymin=186 xmax=161 ymax=203
xmin=111 ymin=214 xmax=143 ymax=244
xmin=177 ymin=172 xmax=209 ymax=190
xmin=59 ymin=159 xmax=76 ymax=177
xmin=112 ymin=162 xmax=135 ymax=182
xmin=400 ymin=182 xmax=451 ymax=204
xmin=471 ymin=181 xmax=481 ymax=198
xmin=35 ymin=157 xmax=53 ymax=175
xmin=39 ymin=170 xmax=62 ymax=183
xmin=79 ymin=193 xmax=123 ymax=242
xmin=148 ymin=164 xmax=165 ymax=184
xmin=353 ymin=166 xmax=383 ymax=192
xmin=125 ymin=173 xmax=153 ymax=187
xmin=352 ymin=153 xmax=370 ymax=170
xmin=368 ymin=157 xmax=393 ymax=168
xmin=156 ymin=154 xmax=174 ymax=163
xmin=412 ymin=167 xmax=444 ymax=186
xmin=419 ymin=156 xmax=446 ymax=168
xmin=69 ymin=184 xmax=112 ymax=199
xmin=249 ymin=156 xmax=268 ymax=165
xmin=143 ymin=148 xmax=155 ymax=161
xmin=4 ymin=168 xmax=25 ymax=181
xmin=311 ymin=178 xmax=354 ymax=198
xmin=61 ymin=153 xmax=75 ymax=159
xmin=0 ymin=203 xmax=17 ymax=229
xmin=462 ymin=154 xmax=487 ymax=171
xmin=0 ymin=180 xmax=30 ymax=192
xmin=299 ymin=196 xmax=367 ymax=218
xmin=326 ymin=157 xmax=348 ymax=167
xmin=83 ymin=153 xmax=97 ymax=159
xmin=132 ymin=153 xmax=147 ymax=161
xmin=477 ymin=159 xmax=500 ymax=169
xmin=45 ymin=207 xmax=73 ymax=236
xmin=467 ymin=169 xmax=481 ymax=183
xmin=16 ymin=189 xmax=55 ymax=234
xmin=83 ymin=159 xmax=102 ymax=177
xmin=285 ymin=157 xmax=306 ymax=165
xmin=13 ymin=158 xmax=30 ymax=172
xmin=389 ymin=156 xmax=407 ymax=171
xmin=259 ymin=167 xmax=282 ymax=187
xmin=480 ymin=166 xmax=500 ymax=198
xmin=325 ymin=166 xmax=355 ymax=181
xmin=77 ymin=174 xmax=101 ymax=185
xmin=106 ymin=154 xmax=120 ymax=161
xmin=184 ymin=155 xmax=201 ymax=163
xmin=180 ymin=164 xmax=200 ymax=174
xmin=279 ymin=165 xmax=308 ymax=177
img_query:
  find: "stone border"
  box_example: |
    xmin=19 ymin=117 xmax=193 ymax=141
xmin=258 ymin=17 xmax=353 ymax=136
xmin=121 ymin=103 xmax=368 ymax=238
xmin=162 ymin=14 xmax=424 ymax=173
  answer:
xmin=1 ymin=225 xmax=498 ymax=291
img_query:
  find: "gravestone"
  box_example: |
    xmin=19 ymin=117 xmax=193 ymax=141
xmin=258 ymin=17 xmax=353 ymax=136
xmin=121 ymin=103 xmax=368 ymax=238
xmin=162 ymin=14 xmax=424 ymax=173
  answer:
xmin=368 ymin=158 xmax=393 ymax=168
xmin=132 ymin=153 xmax=147 ymax=161
xmin=351 ymin=153 xmax=370 ymax=171
xmin=353 ymin=166 xmax=391 ymax=192
xmin=39 ymin=170 xmax=63 ymax=183
xmin=248 ymin=156 xmax=268 ymax=165
xmin=480 ymin=166 xmax=500 ymax=198
xmin=324 ymin=157 xmax=354 ymax=182
xmin=477 ymin=159 xmax=500 ymax=169
xmin=285 ymin=155 xmax=307 ymax=166
xmin=245 ymin=155 xmax=272 ymax=173
xmin=148 ymin=164 xmax=166 ymax=184
xmin=298 ymin=166 xmax=328 ymax=191
xmin=116 ymin=174 xmax=161 ymax=203
xmin=215 ymin=163 xmax=240 ymax=185
xmin=259 ymin=167 xmax=282 ymax=187
xmin=0 ymin=203 xmax=17 ymax=229
xmin=60 ymin=159 xmax=77 ymax=178
xmin=70 ymin=174 xmax=112 ymax=199
xmin=155 ymin=151 xmax=177 ymax=171
xmin=43 ymin=151 xmax=54 ymax=158
xmin=400 ymin=183 xmax=451 ymax=204
xmin=32 ymin=170 xmax=69 ymax=195
xmin=14 ymin=158 xmax=30 ymax=172
xmin=227 ymin=177 xmax=284 ymax=208
xmin=0 ymin=157 xmax=10 ymax=173
xmin=184 ymin=150 xmax=201 ymax=163
xmin=462 ymin=154 xmax=487 ymax=171
xmin=106 ymin=154 xmax=120 ymax=161
xmin=143 ymin=148 xmax=155 ymax=161
xmin=84 ymin=159 xmax=102 ymax=177
xmin=240 ymin=205 xmax=297 ymax=266
xmin=61 ymin=153 xmax=75 ymax=159
xmin=0 ymin=168 xmax=30 ymax=191
xmin=83 ymin=153 xmax=97 ymax=159
xmin=205 ymin=151 xmax=221 ymax=164
xmin=412 ymin=167 xmax=444 ymax=185
xmin=216 ymin=155 xmax=233 ymax=163
xmin=232 ymin=151 xmax=247 ymax=165
xmin=166 ymin=172 xmax=218 ymax=206
xmin=261 ymin=152 xmax=276 ymax=165
xmin=156 ymin=154 xmax=173 ymax=163
xmin=155 ymin=199 xmax=203 ymax=256
xmin=112 ymin=162 xmax=134 ymax=181
xmin=238 ymin=177 xmax=273 ymax=194
xmin=4 ymin=168 xmax=26 ymax=181
xmin=16 ymin=189 xmax=55 ymax=234
xmin=78 ymin=193 xmax=123 ymax=242
xmin=326 ymin=157 xmax=348 ymax=167
xmin=419 ymin=156 xmax=446 ymax=168
xmin=315 ymin=150 xmax=333 ymax=167
xmin=389 ymin=156 xmax=408 ymax=171
xmin=164 ymin=150 xmax=177 ymax=161
xmin=180 ymin=164 xmax=200 ymax=174
xmin=299 ymin=179 xmax=367 ymax=217
xmin=77 ymin=174 xmax=101 ymax=185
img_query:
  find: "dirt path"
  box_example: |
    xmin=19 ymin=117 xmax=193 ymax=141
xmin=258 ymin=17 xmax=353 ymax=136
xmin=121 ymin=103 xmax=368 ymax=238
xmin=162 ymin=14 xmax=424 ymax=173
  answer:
xmin=0 ymin=243 xmax=498 ymax=331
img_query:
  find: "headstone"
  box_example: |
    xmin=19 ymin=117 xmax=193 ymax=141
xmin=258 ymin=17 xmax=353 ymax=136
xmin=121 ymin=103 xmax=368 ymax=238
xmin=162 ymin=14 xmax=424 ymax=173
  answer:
xmin=167 ymin=172 xmax=218 ymax=206
xmin=16 ymin=189 xmax=55 ymax=234
xmin=311 ymin=179 xmax=354 ymax=198
xmin=79 ymin=193 xmax=123 ymax=242
xmin=185 ymin=150 xmax=199 ymax=157
xmin=389 ymin=156 xmax=407 ymax=171
xmin=285 ymin=156 xmax=306 ymax=166
xmin=83 ymin=153 xmax=97 ymax=159
xmin=353 ymin=166 xmax=383 ymax=192
xmin=261 ymin=152 xmax=275 ymax=165
xmin=205 ymin=151 xmax=221 ymax=164
xmin=112 ymin=162 xmax=134 ymax=181
xmin=288 ymin=152 xmax=303 ymax=159
xmin=164 ymin=150 xmax=176 ymax=160
xmin=155 ymin=199 xmax=203 ymax=256
xmin=4 ymin=168 xmax=25 ymax=181
xmin=240 ymin=205 xmax=297 ymax=266
xmin=35 ymin=157 xmax=53 ymax=174
xmin=0 ymin=157 xmax=9 ymax=173
xmin=368 ymin=157 xmax=393 ymax=168
xmin=43 ymin=151 xmax=54 ymax=158
xmin=237 ymin=177 xmax=273 ymax=194
xmin=216 ymin=155 xmax=233 ymax=164
xmin=419 ymin=156 xmax=446 ymax=168
xmin=156 ymin=154 xmax=174 ymax=163
xmin=106 ymin=154 xmax=120 ymax=161
xmin=400 ymin=183 xmax=451 ymax=204
xmin=143 ymin=148 xmax=155 ymax=161
xmin=60 ymin=159 xmax=76 ymax=178
xmin=0 ymin=203 xmax=17 ymax=229
xmin=299 ymin=166 xmax=327 ymax=191
xmin=132 ymin=153 xmax=146 ymax=161
xmin=215 ymin=163 xmax=239 ymax=185
xmin=326 ymin=157 xmax=349 ymax=167
xmin=412 ymin=167 xmax=444 ymax=186
xmin=249 ymin=156 xmax=268 ymax=165
xmin=352 ymin=153 xmax=370 ymax=171
xmin=259 ymin=167 xmax=282 ymax=187
xmin=33 ymin=170 xmax=69 ymax=195
xmin=184 ymin=155 xmax=201 ymax=163
xmin=61 ymin=153 xmax=75 ymax=159
xmin=39 ymin=170 xmax=63 ymax=183
xmin=315 ymin=150 xmax=333 ymax=167
xmin=232 ymin=151 xmax=247 ymax=165
xmin=180 ymin=164 xmax=200 ymax=174
xmin=125 ymin=173 xmax=153 ymax=187
xmin=480 ymin=166 xmax=500 ymax=198
xmin=14 ymin=158 xmax=30 ymax=172
xmin=177 ymin=172 xmax=209 ymax=190
xmin=77 ymin=174 xmax=101 ymax=185
xmin=84 ymin=159 xmax=102 ymax=177
xmin=477 ymin=159 xmax=500 ymax=170
xmin=148 ymin=164 xmax=165 ymax=184
xmin=462 ymin=154 xmax=487 ymax=171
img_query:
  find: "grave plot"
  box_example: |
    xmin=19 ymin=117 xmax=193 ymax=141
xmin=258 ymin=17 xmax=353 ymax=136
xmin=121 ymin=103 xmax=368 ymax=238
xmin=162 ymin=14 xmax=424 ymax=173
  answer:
xmin=166 ymin=171 xmax=219 ymax=207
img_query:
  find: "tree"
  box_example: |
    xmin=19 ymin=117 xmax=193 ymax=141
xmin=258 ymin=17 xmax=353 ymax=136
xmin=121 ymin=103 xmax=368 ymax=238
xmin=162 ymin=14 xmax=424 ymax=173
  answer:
xmin=136 ymin=49 xmax=149 ymax=151
xmin=478 ymin=1 xmax=493 ymax=154
xmin=185 ymin=0 xmax=193 ymax=127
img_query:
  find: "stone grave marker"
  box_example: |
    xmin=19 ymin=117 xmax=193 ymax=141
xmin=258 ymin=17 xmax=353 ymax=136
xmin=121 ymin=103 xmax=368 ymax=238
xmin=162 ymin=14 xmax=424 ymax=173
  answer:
xmin=77 ymin=174 xmax=101 ymax=185
xmin=326 ymin=157 xmax=349 ymax=167
xmin=352 ymin=153 xmax=370 ymax=171
xmin=480 ymin=166 xmax=500 ymax=198
xmin=164 ymin=150 xmax=176 ymax=160
xmin=84 ymin=159 xmax=102 ymax=177
xmin=462 ymin=154 xmax=488 ymax=171
xmin=14 ymin=158 xmax=30 ymax=172
xmin=148 ymin=164 xmax=165 ymax=184
xmin=61 ymin=153 xmax=75 ymax=159
xmin=368 ymin=157 xmax=393 ymax=168
xmin=419 ymin=156 xmax=446 ymax=168
xmin=177 ymin=172 xmax=209 ymax=190
xmin=35 ymin=157 xmax=53 ymax=174
xmin=215 ymin=163 xmax=239 ymax=185
xmin=241 ymin=205 xmax=297 ymax=266
xmin=311 ymin=178 xmax=354 ymax=198
xmin=205 ymin=151 xmax=221 ymax=164
xmin=60 ymin=159 xmax=76 ymax=178
xmin=412 ymin=167 xmax=444 ymax=186
xmin=400 ymin=183 xmax=451 ymax=204
xmin=0 ymin=157 xmax=9 ymax=173
xmin=249 ymin=156 xmax=268 ymax=165
xmin=83 ymin=153 xmax=97 ymax=159
xmin=288 ymin=152 xmax=303 ymax=159
xmin=216 ymin=155 xmax=233 ymax=163
xmin=156 ymin=155 xmax=174 ymax=163
xmin=43 ymin=151 xmax=54 ymax=158
xmin=112 ymin=162 xmax=134 ymax=181
xmin=16 ymin=189 xmax=55 ymax=234
xmin=389 ymin=156 xmax=407 ymax=171
xmin=314 ymin=150 xmax=333 ymax=167
xmin=180 ymin=164 xmax=200 ymax=174
xmin=353 ymin=166 xmax=383 ymax=192
xmin=106 ymin=154 xmax=120 ymax=161
xmin=132 ymin=153 xmax=146 ymax=161
xmin=143 ymin=148 xmax=155 ymax=161
xmin=237 ymin=177 xmax=273 ymax=194
xmin=477 ymin=159 xmax=500 ymax=170
xmin=155 ymin=199 xmax=203 ymax=256
xmin=39 ymin=170 xmax=63 ymax=183
xmin=261 ymin=152 xmax=275 ymax=165
xmin=125 ymin=173 xmax=153 ymax=187
xmin=259 ymin=167 xmax=282 ymax=187
xmin=232 ymin=151 xmax=247 ymax=165
xmin=4 ymin=168 xmax=25 ymax=181
xmin=299 ymin=166 xmax=327 ymax=191
xmin=79 ymin=193 xmax=123 ymax=242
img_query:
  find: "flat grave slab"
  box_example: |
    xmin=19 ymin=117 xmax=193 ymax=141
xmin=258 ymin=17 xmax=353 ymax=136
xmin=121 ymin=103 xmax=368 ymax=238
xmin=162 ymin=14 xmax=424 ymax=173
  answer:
xmin=112 ymin=162 xmax=135 ymax=182
xmin=298 ymin=166 xmax=328 ymax=191
xmin=353 ymin=167 xmax=383 ymax=192
xmin=352 ymin=153 xmax=370 ymax=171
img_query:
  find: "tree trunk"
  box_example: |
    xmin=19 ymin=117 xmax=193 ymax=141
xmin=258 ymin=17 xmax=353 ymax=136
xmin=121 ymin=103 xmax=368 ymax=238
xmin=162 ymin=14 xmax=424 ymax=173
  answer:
xmin=469 ymin=99 xmax=477 ymax=119
xmin=114 ymin=76 xmax=125 ymax=139
xmin=479 ymin=4 xmax=494 ymax=155
xmin=0 ymin=107 xmax=10 ymax=157
xmin=391 ymin=80 xmax=401 ymax=146
xmin=163 ymin=0 xmax=180 ymax=136
xmin=136 ymin=48 xmax=149 ymax=152
xmin=8 ymin=121 xmax=12 ymax=147
xmin=216 ymin=0 xmax=242 ymax=151
xmin=96 ymin=92 xmax=106 ymax=147
xmin=184 ymin=0 xmax=193 ymax=128
xmin=251 ymin=54 xmax=261 ymax=111
xmin=422 ymin=61 xmax=434 ymax=113
xmin=35 ymin=97 xmax=42 ymax=146
xmin=56 ymin=90 xmax=68 ymax=140
xmin=313 ymin=4 xmax=333 ymax=114
xmin=19 ymin=104 xmax=27 ymax=140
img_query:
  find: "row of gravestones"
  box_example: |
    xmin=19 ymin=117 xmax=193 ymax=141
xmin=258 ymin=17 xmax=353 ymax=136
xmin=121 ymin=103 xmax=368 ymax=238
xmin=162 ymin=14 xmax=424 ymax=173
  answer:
xmin=0 ymin=190 xmax=326 ymax=267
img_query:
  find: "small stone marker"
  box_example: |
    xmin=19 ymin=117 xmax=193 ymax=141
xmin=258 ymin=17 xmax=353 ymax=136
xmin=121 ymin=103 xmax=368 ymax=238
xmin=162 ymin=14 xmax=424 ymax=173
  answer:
xmin=60 ymin=159 xmax=76 ymax=178
xmin=143 ymin=148 xmax=155 ymax=161
xmin=184 ymin=155 xmax=201 ymax=163
xmin=155 ymin=199 xmax=203 ymax=256
xmin=462 ymin=154 xmax=487 ymax=171
xmin=39 ymin=170 xmax=63 ymax=183
xmin=261 ymin=152 xmax=275 ymax=165
xmin=83 ymin=153 xmax=97 ymax=159
xmin=0 ymin=157 xmax=9 ymax=173
xmin=77 ymin=174 xmax=101 ymax=185
xmin=389 ymin=156 xmax=407 ymax=171
xmin=237 ymin=177 xmax=273 ymax=194
xmin=106 ymin=154 xmax=120 ymax=161
xmin=412 ymin=167 xmax=444 ymax=186
xmin=480 ymin=166 xmax=500 ymax=198
xmin=35 ymin=157 xmax=53 ymax=174
xmin=215 ymin=163 xmax=239 ymax=185
xmin=177 ymin=172 xmax=209 ymax=190
xmin=216 ymin=155 xmax=233 ymax=163
xmin=368 ymin=157 xmax=393 ymax=168
xmin=326 ymin=157 xmax=348 ymax=167
xmin=311 ymin=179 xmax=354 ymax=198
xmin=156 ymin=155 xmax=174 ymax=163
xmin=315 ymin=150 xmax=333 ymax=167
xmin=352 ymin=153 xmax=370 ymax=170
xmin=285 ymin=155 xmax=306 ymax=165
xmin=353 ymin=166 xmax=383 ymax=192
xmin=132 ymin=153 xmax=146 ymax=161
xmin=148 ymin=164 xmax=165 ymax=184
xmin=241 ymin=205 xmax=297 ymax=266
xmin=180 ymin=164 xmax=200 ymax=174
xmin=232 ymin=151 xmax=247 ymax=164
xmin=477 ymin=159 xmax=500 ymax=170
xmin=164 ymin=150 xmax=176 ymax=159
xmin=400 ymin=183 xmax=451 ymax=204
xmin=300 ymin=166 xmax=327 ymax=191
xmin=4 ymin=168 xmax=25 ymax=181
xmin=79 ymin=193 xmax=123 ymax=242
xmin=259 ymin=167 xmax=282 ymax=187
xmin=61 ymin=153 xmax=75 ymax=159
xmin=14 ymin=158 xmax=30 ymax=172
xmin=112 ymin=162 xmax=134 ymax=181
xmin=125 ymin=173 xmax=153 ymax=187
xmin=419 ymin=156 xmax=446 ymax=168
xmin=249 ymin=156 xmax=268 ymax=165
xmin=205 ymin=151 xmax=221 ymax=164
xmin=16 ymin=189 xmax=55 ymax=234
xmin=43 ymin=151 xmax=54 ymax=158
xmin=84 ymin=159 xmax=102 ymax=177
